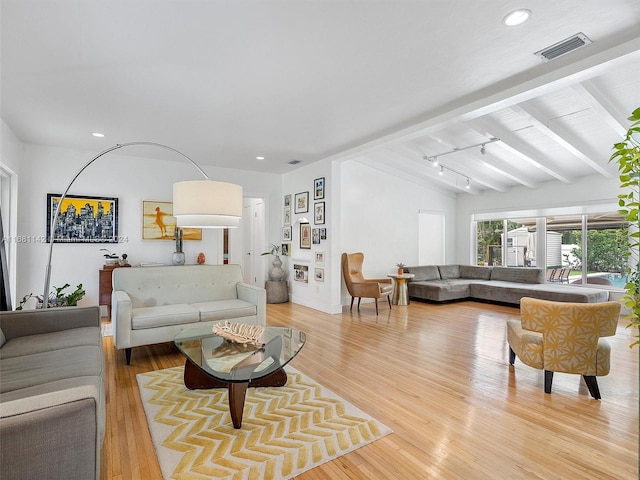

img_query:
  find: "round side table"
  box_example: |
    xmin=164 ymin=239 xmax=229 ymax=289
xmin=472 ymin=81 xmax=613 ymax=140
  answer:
xmin=387 ymin=273 xmax=415 ymax=305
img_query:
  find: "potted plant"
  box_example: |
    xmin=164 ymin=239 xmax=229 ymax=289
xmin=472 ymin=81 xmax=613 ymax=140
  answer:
xmin=609 ymin=106 xmax=640 ymax=347
xmin=16 ymin=283 xmax=86 ymax=310
xmin=396 ymin=263 xmax=406 ymax=275
xmin=261 ymin=244 xmax=286 ymax=281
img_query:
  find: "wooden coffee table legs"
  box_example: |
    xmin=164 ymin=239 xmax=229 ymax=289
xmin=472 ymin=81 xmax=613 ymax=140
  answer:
xmin=183 ymin=357 xmax=287 ymax=428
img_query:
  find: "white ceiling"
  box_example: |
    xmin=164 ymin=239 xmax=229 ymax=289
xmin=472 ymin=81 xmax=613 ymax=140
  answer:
xmin=2 ymin=1 xmax=640 ymax=194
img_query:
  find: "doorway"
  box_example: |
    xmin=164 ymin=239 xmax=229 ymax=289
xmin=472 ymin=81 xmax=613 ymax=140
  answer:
xmin=227 ymin=197 xmax=265 ymax=286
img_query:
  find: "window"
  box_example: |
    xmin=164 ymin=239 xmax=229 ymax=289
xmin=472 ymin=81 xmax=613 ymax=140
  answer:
xmin=472 ymin=208 xmax=627 ymax=289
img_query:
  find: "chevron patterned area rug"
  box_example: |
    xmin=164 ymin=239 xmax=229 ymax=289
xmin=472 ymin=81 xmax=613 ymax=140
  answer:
xmin=137 ymin=366 xmax=392 ymax=479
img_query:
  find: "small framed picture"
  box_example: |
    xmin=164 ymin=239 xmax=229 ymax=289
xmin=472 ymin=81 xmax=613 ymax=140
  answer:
xmin=314 ymin=177 xmax=325 ymax=200
xmin=295 ymin=191 xmax=309 ymax=213
xmin=281 ymin=243 xmax=291 ymax=256
xmin=300 ymin=223 xmax=311 ymax=249
xmin=315 ymin=251 xmax=325 ymax=265
xmin=284 ymin=206 xmax=291 ymax=226
xmin=312 ymin=228 xmax=320 ymax=244
xmin=283 ymin=226 xmax=292 ymax=242
xmin=314 ymin=201 xmax=325 ymax=225
xmin=284 ymin=194 xmax=291 ymax=207
xmin=320 ymin=228 xmax=327 ymax=240
xmin=314 ymin=268 xmax=325 ymax=282
xmin=294 ymin=264 xmax=309 ymax=283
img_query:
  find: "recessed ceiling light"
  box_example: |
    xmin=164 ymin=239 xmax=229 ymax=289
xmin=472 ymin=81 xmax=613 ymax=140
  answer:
xmin=92 ymin=132 xmax=104 ymax=137
xmin=256 ymin=156 xmax=265 ymax=160
xmin=503 ymin=9 xmax=531 ymax=27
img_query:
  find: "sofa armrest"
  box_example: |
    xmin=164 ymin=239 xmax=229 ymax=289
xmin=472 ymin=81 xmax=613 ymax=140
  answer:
xmin=1 ymin=386 xmax=103 ymax=480
xmin=112 ymin=290 xmax=133 ymax=349
xmin=0 ymin=306 xmax=100 ymax=341
xmin=236 ymin=282 xmax=267 ymax=325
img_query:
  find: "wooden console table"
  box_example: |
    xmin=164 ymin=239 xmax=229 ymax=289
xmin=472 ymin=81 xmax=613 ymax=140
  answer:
xmin=99 ymin=264 xmax=130 ymax=318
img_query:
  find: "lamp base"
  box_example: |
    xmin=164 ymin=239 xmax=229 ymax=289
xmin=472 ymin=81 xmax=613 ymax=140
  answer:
xmin=172 ymin=252 xmax=185 ymax=266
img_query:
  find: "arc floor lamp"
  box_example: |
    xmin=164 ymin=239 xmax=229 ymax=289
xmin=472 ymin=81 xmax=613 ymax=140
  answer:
xmin=42 ymin=141 xmax=243 ymax=308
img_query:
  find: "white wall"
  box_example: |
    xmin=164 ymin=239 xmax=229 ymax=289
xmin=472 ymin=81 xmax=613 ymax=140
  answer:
xmin=1 ymin=120 xmax=22 ymax=307
xmin=282 ymin=159 xmax=334 ymax=312
xmin=15 ymin=143 xmax=281 ymax=309
xmin=455 ymin=174 xmax=620 ymax=264
xmin=339 ymin=158 xmax=457 ymax=306
xmin=1 ymin=120 xmax=21 ymax=174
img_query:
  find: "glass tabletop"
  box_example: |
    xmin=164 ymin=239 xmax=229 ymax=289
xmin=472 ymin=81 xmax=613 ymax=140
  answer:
xmin=174 ymin=325 xmax=306 ymax=382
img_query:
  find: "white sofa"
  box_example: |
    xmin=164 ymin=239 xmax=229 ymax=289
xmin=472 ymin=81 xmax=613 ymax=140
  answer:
xmin=112 ymin=264 xmax=266 ymax=364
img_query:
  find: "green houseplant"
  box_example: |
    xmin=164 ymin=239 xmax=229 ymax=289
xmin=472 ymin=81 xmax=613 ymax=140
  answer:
xmin=609 ymin=106 xmax=640 ymax=347
xmin=16 ymin=283 xmax=86 ymax=310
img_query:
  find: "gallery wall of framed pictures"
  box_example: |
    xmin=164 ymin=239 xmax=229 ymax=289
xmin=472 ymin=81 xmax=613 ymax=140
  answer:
xmin=283 ymin=176 xmax=329 ymax=283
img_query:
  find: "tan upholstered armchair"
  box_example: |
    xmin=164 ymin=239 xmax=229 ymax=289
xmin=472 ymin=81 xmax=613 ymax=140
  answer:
xmin=507 ymin=297 xmax=621 ymax=399
xmin=341 ymin=252 xmax=393 ymax=315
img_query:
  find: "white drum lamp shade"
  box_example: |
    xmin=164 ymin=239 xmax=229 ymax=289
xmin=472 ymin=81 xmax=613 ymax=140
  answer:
xmin=173 ymin=180 xmax=243 ymax=228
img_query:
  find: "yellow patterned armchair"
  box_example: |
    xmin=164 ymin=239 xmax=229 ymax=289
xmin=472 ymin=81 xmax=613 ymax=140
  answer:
xmin=507 ymin=297 xmax=621 ymax=399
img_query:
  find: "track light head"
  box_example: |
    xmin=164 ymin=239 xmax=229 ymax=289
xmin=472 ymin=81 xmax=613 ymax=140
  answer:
xmin=465 ymin=178 xmax=471 ymax=189
xmin=439 ymin=166 xmax=444 ymax=176
xmin=480 ymin=144 xmax=486 ymax=155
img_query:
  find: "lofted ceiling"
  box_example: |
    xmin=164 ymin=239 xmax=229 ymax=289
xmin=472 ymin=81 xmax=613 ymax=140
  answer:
xmin=2 ymin=1 xmax=640 ymax=195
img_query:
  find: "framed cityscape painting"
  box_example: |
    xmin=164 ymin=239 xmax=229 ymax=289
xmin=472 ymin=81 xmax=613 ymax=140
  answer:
xmin=47 ymin=193 xmax=119 ymax=243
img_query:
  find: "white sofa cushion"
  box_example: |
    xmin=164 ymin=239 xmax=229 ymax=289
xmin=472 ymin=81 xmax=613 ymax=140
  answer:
xmin=193 ymin=299 xmax=258 ymax=322
xmin=131 ymin=304 xmax=199 ymax=329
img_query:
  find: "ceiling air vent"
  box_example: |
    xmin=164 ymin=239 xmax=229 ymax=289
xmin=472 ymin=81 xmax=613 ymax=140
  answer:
xmin=535 ymin=33 xmax=592 ymax=62
xmin=288 ymin=159 xmax=302 ymax=165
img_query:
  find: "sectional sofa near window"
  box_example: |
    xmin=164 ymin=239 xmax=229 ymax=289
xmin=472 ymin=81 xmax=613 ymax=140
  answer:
xmin=405 ymin=265 xmax=609 ymax=304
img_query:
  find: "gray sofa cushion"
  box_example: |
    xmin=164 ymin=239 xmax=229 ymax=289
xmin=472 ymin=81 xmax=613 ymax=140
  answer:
xmin=470 ymin=281 xmax=609 ymax=304
xmin=0 ymin=327 xmax=100 ymax=359
xmin=490 ymin=266 xmax=545 ymax=284
xmin=438 ymin=265 xmax=460 ymax=279
xmin=459 ymin=265 xmax=492 ymax=280
xmin=405 ymin=265 xmax=440 ymax=281
xmin=0 ymin=346 xmax=103 ymax=394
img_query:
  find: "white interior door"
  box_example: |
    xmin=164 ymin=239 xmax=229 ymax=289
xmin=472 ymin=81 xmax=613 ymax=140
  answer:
xmin=228 ymin=197 xmax=265 ymax=286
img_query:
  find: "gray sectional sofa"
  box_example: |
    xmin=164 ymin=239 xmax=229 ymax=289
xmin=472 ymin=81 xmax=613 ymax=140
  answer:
xmin=405 ymin=265 xmax=609 ymax=304
xmin=0 ymin=306 xmax=105 ymax=480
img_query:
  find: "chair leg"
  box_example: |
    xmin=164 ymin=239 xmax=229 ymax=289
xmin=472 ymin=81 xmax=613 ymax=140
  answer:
xmin=583 ymin=376 xmax=601 ymax=400
xmin=357 ymin=298 xmax=361 ymax=310
xmin=509 ymin=347 xmax=516 ymax=365
xmin=350 ymin=296 xmax=355 ymax=311
xmin=374 ymin=298 xmax=379 ymax=315
xmin=387 ymin=295 xmax=392 ymax=309
xmin=125 ymin=348 xmax=132 ymax=365
xmin=544 ymin=370 xmax=553 ymax=394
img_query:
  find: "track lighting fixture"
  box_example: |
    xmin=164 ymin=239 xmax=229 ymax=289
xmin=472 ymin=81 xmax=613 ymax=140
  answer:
xmin=424 ymin=156 xmax=472 ymax=191
xmin=426 ymin=137 xmax=499 ymax=163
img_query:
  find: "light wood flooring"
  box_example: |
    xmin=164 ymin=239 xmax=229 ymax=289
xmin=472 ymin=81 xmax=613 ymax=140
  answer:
xmin=100 ymin=300 xmax=639 ymax=479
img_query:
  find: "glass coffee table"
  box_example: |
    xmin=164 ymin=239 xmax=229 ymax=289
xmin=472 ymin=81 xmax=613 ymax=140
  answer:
xmin=174 ymin=325 xmax=306 ymax=428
